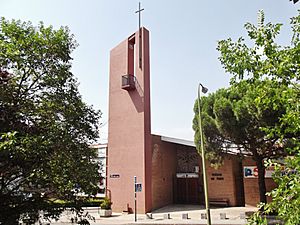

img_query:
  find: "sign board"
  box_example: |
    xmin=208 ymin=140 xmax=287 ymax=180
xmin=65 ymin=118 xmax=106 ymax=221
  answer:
xmin=244 ymin=166 xmax=274 ymax=178
xmin=176 ymin=173 xmax=199 ymax=178
xmin=135 ymin=183 xmax=142 ymax=192
xmin=244 ymin=166 xmax=298 ymax=178
xmin=110 ymin=174 xmax=120 ymax=178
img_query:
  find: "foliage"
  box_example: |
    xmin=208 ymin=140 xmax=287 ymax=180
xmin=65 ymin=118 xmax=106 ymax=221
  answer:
xmin=193 ymin=79 xmax=295 ymax=203
xmin=52 ymin=198 xmax=102 ymax=207
xmin=247 ymin=210 xmax=268 ymax=225
xmin=202 ymin=9 xmax=300 ymax=224
xmin=217 ymin=9 xmax=300 ymax=86
xmin=100 ymin=197 xmax=112 ymax=210
xmin=0 ymin=17 xmax=101 ymax=224
xmin=194 ymin=10 xmax=300 ymax=208
xmin=256 ymin=157 xmax=300 ymax=225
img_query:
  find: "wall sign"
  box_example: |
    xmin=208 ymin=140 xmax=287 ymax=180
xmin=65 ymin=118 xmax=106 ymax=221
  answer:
xmin=244 ymin=166 xmax=274 ymax=178
xmin=210 ymin=172 xmax=224 ymax=181
xmin=135 ymin=183 xmax=142 ymax=192
xmin=244 ymin=166 xmax=296 ymax=178
xmin=110 ymin=174 xmax=120 ymax=178
xmin=176 ymin=173 xmax=199 ymax=178
xmin=212 ymin=173 xmax=222 ymax=177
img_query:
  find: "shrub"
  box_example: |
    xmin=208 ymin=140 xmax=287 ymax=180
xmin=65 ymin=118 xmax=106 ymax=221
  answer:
xmin=100 ymin=197 xmax=112 ymax=210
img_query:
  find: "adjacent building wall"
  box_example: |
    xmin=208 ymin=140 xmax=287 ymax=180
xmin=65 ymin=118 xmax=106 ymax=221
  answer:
xmin=151 ymin=135 xmax=177 ymax=210
xmin=206 ymin=155 xmax=243 ymax=206
xmin=152 ymin=136 xmax=244 ymax=208
xmin=90 ymin=144 xmax=108 ymax=198
xmin=243 ymin=158 xmax=277 ymax=206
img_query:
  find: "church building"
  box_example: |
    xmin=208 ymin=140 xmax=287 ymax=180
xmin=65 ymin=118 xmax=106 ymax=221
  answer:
xmin=106 ymin=27 xmax=276 ymax=213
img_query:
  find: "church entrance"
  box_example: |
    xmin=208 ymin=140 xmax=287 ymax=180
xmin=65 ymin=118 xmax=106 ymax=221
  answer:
xmin=174 ymin=173 xmax=204 ymax=204
xmin=174 ymin=145 xmax=204 ymax=204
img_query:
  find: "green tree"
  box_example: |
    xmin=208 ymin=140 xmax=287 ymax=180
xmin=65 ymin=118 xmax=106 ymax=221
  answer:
xmin=0 ymin=18 xmax=101 ymax=224
xmin=248 ymin=11 xmax=300 ymax=225
xmin=193 ymin=9 xmax=300 ymax=208
xmin=193 ymin=79 xmax=295 ymax=204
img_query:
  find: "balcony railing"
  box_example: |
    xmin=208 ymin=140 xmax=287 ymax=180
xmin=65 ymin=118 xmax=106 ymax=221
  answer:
xmin=122 ymin=74 xmax=136 ymax=90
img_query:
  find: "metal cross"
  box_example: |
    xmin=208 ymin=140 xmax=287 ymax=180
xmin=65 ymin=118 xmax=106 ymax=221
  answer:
xmin=135 ymin=2 xmax=144 ymax=69
xmin=135 ymin=2 xmax=144 ymax=29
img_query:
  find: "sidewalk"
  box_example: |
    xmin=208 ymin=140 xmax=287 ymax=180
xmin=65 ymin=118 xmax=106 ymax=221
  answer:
xmin=48 ymin=204 xmax=258 ymax=225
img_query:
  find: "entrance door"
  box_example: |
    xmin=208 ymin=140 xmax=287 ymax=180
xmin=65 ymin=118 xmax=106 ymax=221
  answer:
xmin=175 ymin=177 xmax=204 ymax=204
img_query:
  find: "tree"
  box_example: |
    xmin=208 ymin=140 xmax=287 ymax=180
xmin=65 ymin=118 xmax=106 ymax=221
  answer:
xmin=249 ymin=11 xmax=300 ymax=225
xmin=193 ymin=9 xmax=300 ymax=206
xmin=193 ymin=79 xmax=295 ymax=204
xmin=0 ymin=18 xmax=101 ymax=224
xmin=290 ymin=0 xmax=299 ymax=4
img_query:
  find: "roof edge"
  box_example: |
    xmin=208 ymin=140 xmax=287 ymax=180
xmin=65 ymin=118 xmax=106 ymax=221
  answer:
xmin=160 ymin=135 xmax=196 ymax=147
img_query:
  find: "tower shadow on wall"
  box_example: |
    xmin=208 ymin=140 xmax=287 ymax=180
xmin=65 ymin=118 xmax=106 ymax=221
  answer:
xmin=128 ymin=77 xmax=144 ymax=113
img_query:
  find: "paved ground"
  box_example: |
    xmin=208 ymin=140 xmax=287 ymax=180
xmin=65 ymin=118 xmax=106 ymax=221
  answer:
xmin=44 ymin=204 xmax=258 ymax=225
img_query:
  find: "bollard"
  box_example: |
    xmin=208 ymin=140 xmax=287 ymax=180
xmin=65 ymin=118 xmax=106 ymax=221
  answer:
xmin=201 ymin=213 xmax=207 ymax=219
xmin=146 ymin=213 xmax=153 ymax=219
xmin=240 ymin=212 xmax=246 ymax=219
xmin=220 ymin=213 xmax=226 ymax=219
xmin=163 ymin=213 xmax=170 ymax=219
xmin=245 ymin=211 xmax=255 ymax=218
xmin=182 ymin=213 xmax=189 ymax=219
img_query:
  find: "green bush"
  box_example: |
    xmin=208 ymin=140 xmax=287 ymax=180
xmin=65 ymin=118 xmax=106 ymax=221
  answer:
xmin=52 ymin=198 xmax=102 ymax=208
xmin=100 ymin=197 xmax=112 ymax=210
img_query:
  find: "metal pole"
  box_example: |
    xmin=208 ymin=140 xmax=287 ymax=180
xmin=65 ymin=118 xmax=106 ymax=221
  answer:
xmin=197 ymin=83 xmax=211 ymax=225
xmin=134 ymin=176 xmax=137 ymax=222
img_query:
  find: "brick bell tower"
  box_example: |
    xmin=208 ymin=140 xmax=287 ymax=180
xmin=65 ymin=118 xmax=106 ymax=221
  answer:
xmin=107 ymin=27 xmax=152 ymax=213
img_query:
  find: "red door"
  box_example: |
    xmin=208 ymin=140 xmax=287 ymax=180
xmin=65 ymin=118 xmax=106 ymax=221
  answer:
xmin=175 ymin=177 xmax=204 ymax=204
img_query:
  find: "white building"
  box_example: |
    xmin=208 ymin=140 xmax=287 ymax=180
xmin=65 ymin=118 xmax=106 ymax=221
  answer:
xmin=90 ymin=143 xmax=107 ymax=197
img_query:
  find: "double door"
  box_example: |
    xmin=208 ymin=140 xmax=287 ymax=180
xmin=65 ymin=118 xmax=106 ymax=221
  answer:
xmin=175 ymin=177 xmax=204 ymax=204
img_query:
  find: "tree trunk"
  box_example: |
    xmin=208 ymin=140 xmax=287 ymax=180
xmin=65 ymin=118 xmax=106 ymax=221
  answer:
xmin=256 ymin=157 xmax=267 ymax=204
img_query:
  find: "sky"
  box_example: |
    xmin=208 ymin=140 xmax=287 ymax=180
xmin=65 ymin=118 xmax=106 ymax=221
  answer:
xmin=1 ymin=0 xmax=298 ymax=142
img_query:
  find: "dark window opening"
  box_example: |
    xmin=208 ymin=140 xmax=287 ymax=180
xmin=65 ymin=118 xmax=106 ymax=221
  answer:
xmin=122 ymin=74 xmax=136 ymax=90
xmin=122 ymin=35 xmax=136 ymax=91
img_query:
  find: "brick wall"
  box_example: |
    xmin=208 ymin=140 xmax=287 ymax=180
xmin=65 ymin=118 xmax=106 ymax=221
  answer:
xmin=151 ymin=136 xmax=244 ymax=208
xmin=206 ymin=156 xmax=242 ymax=206
xmin=151 ymin=135 xmax=177 ymax=210
xmin=243 ymin=158 xmax=277 ymax=206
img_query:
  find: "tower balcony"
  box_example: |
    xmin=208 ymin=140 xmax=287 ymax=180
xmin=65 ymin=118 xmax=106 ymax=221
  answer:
xmin=122 ymin=74 xmax=136 ymax=90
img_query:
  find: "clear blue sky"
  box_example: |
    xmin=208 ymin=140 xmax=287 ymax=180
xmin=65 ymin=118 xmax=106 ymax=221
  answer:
xmin=1 ymin=0 xmax=298 ymax=142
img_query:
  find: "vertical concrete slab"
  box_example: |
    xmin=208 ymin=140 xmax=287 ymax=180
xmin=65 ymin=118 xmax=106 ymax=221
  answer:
xmin=107 ymin=28 xmax=152 ymax=213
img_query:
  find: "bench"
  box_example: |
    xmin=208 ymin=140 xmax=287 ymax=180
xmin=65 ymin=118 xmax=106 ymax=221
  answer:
xmin=209 ymin=198 xmax=229 ymax=207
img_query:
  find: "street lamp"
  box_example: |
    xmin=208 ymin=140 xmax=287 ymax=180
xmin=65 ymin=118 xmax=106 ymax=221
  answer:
xmin=197 ymin=83 xmax=211 ymax=225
